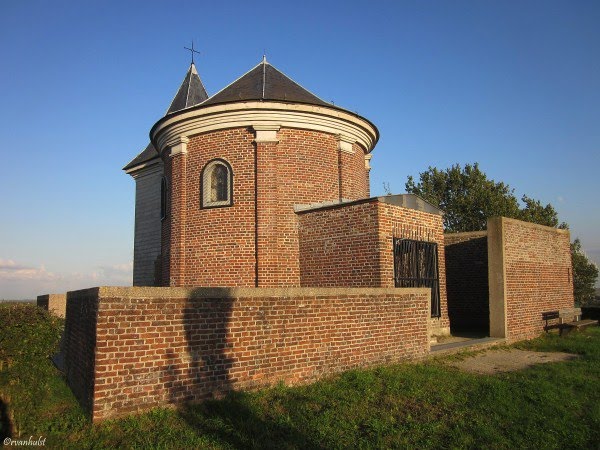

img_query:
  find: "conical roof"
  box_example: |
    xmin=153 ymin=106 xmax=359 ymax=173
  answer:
xmin=200 ymin=57 xmax=330 ymax=108
xmin=166 ymin=63 xmax=209 ymax=114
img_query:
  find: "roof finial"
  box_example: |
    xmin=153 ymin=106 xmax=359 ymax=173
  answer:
xmin=184 ymin=41 xmax=201 ymax=65
xmin=262 ymin=51 xmax=267 ymax=63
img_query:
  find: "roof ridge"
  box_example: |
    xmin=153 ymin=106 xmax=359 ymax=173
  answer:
xmin=197 ymin=59 xmax=264 ymax=106
xmin=266 ymin=63 xmax=329 ymax=105
xmin=185 ymin=64 xmax=193 ymax=108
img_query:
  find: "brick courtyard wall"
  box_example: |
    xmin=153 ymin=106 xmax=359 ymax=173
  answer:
xmin=298 ymin=196 xmax=449 ymax=336
xmin=160 ymin=126 xmax=370 ymax=288
xmin=488 ymin=217 xmax=574 ymax=341
xmin=36 ymin=294 xmax=67 ymax=318
xmin=63 ymin=289 xmax=99 ymax=415
xmin=444 ymin=231 xmax=489 ymax=332
xmin=63 ymin=286 xmax=430 ymax=422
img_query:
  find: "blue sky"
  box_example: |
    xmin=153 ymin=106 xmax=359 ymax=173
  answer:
xmin=1 ymin=0 xmax=598 ymax=298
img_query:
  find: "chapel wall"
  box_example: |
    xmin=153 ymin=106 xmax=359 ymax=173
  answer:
xmin=132 ymin=163 xmax=163 ymax=286
xmin=160 ymin=125 xmax=370 ymax=288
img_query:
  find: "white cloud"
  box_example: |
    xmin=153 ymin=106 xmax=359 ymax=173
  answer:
xmin=0 ymin=258 xmax=133 ymax=300
xmin=0 ymin=259 xmax=59 ymax=281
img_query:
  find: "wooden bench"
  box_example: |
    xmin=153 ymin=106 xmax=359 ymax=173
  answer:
xmin=543 ymin=308 xmax=598 ymax=335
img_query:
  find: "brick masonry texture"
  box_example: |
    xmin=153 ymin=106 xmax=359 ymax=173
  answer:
xmin=160 ymin=127 xmax=370 ymax=288
xmin=36 ymin=293 xmax=66 ymax=318
xmin=63 ymin=289 xmax=99 ymax=415
xmin=494 ymin=218 xmax=574 ymax=342
xmin=62 ymin=287 xmax=431 ymax=422
xmin=444 ymin=231 xmax=489 ymax=332
xmin=298 ymin=198 xmax=450 ymax=335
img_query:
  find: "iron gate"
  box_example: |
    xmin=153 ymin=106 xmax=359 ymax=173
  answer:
xmin=394 ymin=238 xmax=441 ymax=318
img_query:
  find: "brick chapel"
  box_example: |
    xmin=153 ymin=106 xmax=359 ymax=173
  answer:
xmin=124 ymin=57 xmax=450 ymax=335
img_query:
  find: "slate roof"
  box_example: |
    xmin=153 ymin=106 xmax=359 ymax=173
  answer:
xmin=200 ymin=57 xmax=330 ymax=108
xmin=166 ymin=63 xmax=209 ymax=114
xmin=126 ymin=58 xmax=346 ymax=172
xmin=123 ymin=142 xmax=159 ymax=171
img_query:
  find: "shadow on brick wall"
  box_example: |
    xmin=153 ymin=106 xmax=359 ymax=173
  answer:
xmin=158 ymin=288 xmax=319 ymax=448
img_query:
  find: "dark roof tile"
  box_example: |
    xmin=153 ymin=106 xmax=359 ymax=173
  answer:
xmin=201 ymin=59 xmax=330 ymax=107
xmin=123 ymin=142 xmax=159 ymax=171
xmin=166 ymin=63 xmax=208 ymax=114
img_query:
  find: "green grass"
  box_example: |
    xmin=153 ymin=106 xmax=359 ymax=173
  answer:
xmin=1 ymin=303 xmax=599 ymax=449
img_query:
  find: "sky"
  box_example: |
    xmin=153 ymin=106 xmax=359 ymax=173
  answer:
xmin=1 ymin=0 xmax=598 ymax=299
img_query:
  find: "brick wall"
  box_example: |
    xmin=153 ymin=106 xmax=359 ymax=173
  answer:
xmin=444 ymin=231 xmax=489 ymax=332
xmin=377 ymin=201 xmax=449 ymax=336
xmin=298 ymin=196 xmax=449 ymax=336
xmin=63 ymin=286 xmax=430 ymax=422
xmin=63 ymin=289 xmax=99 ymax=415
xmin=488 ymin=217 xmax=574 ymax=341
xmin=298 ymin=200 xmax=382 ymax=286
xmin=36 ymin=293 xmax=66 ymax=318
xmin=160 ymin=126 xmax=370 ymax=288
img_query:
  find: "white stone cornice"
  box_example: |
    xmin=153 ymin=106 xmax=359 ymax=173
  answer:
xmin=252 ymin=125 xmax=280 ymax=143
xmin=168 ymin=136 xmax=190 ymax=157
xmin=128 ymin=159 xmax=164 ymax=178
xmin=337 ymin=135 xmax=355 ymax=154
xmin=151 ymin=101 xmax=378 ymax=155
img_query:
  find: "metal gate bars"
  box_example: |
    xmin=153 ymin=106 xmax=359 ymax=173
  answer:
xmin=393 ymin=238 xmax=441 ymax=318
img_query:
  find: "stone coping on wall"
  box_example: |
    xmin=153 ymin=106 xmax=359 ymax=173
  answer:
xmin=294 ymin=194 xmax=442 ymax=216
xmin=67 ymin=286 xmax=429 ymax=299
xmin=495 ymin=216 xmax=570 ymax=235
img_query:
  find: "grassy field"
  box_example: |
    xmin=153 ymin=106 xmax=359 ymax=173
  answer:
xmin=1 ymin=303 xmax=599 ymax=449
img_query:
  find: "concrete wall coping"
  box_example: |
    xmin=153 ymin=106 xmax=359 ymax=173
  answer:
xmin=37 ymin=293 xmax=66 ymax=300
xmin=65 ymin=286 xmax=430 ymax=299
xmin=295 ymin=194 xmax=442 ymax=216
xmin=491 ymin=216 xmax=570 ymax=235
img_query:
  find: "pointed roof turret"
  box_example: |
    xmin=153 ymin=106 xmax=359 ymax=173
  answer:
xmin=166 ymin=63 xmax=209 ymax=114
xmin=200 ymin=57 xmax=331 ymax=108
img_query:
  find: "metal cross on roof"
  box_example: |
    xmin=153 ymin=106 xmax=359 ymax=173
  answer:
xmin=184 ymin=41 xmax=201 ymax=65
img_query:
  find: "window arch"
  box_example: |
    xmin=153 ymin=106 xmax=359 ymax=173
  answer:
xmin=201 ymin=159 xmax=233 ymax=208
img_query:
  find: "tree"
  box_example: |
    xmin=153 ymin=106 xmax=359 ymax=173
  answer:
xmin=571 ymin=239 xmax=599 ymax=306
xmin=405 ymin=163 xmax=559 ymax=232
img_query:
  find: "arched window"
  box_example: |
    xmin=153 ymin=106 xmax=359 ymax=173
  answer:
xmin=160 ymin=176 xmax=168 ymax=220
xmin=201 ymin=159 xmax=233 ymax=208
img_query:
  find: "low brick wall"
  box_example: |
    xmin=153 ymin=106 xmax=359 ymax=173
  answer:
xmin=444 ymin=231 xmax=489 ymax=332
xmin=63 ymin=286 xmax=431 ymax=422
xmin=488 ymin=217 xmax=574 ymax=341
xmin=36 ymin=294 xmax=67 ymax=318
